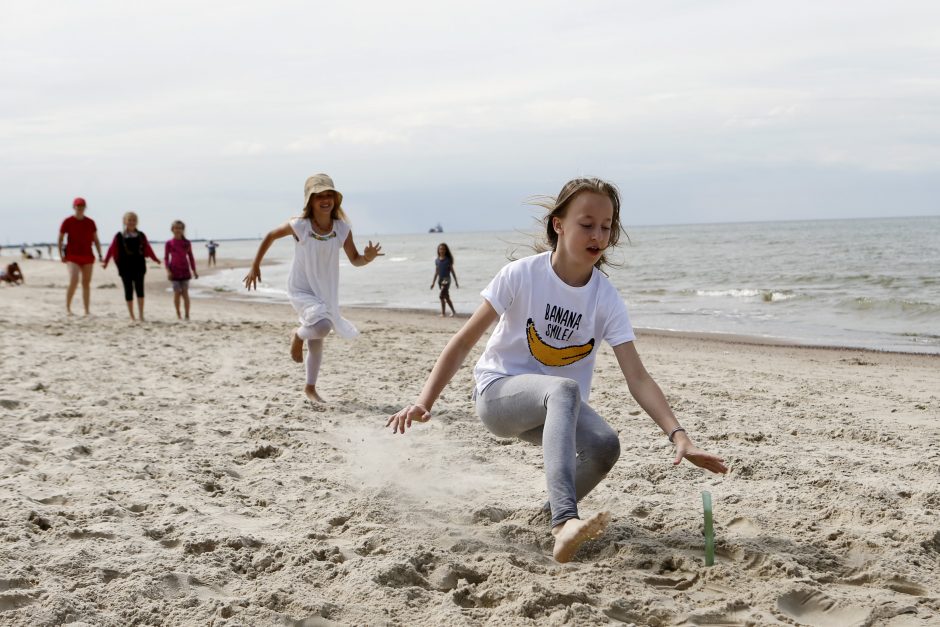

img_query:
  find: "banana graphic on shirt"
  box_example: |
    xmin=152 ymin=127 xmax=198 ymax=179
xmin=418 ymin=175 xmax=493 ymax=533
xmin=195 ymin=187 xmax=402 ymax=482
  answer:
xmin=526 ymin=318 xmax=595 ymax=367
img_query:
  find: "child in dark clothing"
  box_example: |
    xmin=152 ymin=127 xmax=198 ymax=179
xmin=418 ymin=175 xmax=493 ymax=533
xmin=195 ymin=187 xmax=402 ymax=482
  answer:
xmin=102 ymin=212 xmax=160 ymax=321
xmin=430 ymin=243 xmax=459 ymax=317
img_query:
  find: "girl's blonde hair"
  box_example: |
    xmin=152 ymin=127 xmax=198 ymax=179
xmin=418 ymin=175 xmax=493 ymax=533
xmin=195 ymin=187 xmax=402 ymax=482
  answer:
xmin=533 ymin=177 xmax=625 ymax=270
xmin=122 ymin=211 xmax=138 ymax=225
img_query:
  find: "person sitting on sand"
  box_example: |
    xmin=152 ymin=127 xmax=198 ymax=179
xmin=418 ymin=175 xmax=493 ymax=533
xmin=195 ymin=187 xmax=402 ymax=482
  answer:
xmin=430 ymin=242 xmax=459 ymax=317
xmin=387 ymin=177 xmax=727 ymax=563
xmin=0 ymin=262 xmax=24 ymax=285
xmin=243 ymin=173 xmax=383 ymax=404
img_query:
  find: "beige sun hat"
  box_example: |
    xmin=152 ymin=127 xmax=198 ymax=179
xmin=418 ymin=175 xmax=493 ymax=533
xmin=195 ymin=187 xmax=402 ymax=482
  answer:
xmin=304 ymin=173 xmax=343 ymax=209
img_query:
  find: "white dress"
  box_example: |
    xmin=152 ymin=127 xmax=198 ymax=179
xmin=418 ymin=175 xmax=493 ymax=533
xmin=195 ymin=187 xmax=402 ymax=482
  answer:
xmin=287 ymin=217 xmax=358 ymax=339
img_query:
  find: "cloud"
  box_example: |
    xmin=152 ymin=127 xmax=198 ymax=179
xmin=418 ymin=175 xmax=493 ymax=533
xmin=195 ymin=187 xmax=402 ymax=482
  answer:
xmin=2 ymin=0 xmax=940 ymax=243
xmin=222 ymin=141 xmax=267 ymax=157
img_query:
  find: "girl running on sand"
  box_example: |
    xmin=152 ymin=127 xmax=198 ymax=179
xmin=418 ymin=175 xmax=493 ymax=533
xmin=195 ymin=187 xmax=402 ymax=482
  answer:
xmin=165 ymin=220 xmax=199 ymax=320
xmin=103 ymin=212 xmax=161 ymax=321
xmin=58 ymin=197 xmax=103 ymax=315
xmin=430 ymin=242 xmax=459 ymax=317
xmin=243 ymin=173 xmax=383 ymax=403
xmin=388 ymin=177 xmax=727 ymax=563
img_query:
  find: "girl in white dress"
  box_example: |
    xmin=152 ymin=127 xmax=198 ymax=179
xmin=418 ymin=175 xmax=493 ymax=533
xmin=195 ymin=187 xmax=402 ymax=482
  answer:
xmin=244 ymin=174 xmax=382 ymax=402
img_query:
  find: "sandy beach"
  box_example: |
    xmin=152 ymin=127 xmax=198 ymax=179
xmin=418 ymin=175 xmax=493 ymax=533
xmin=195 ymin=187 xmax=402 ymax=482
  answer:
xmin=1 ymin=255 xmax=938 ymax=626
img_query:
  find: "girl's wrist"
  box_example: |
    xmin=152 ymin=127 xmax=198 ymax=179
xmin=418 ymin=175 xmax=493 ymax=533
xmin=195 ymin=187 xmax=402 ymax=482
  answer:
xmin=668 ymin=426 xmax=688 ymax=443
xmin=669 ymin=427 xmax=692 ymax=444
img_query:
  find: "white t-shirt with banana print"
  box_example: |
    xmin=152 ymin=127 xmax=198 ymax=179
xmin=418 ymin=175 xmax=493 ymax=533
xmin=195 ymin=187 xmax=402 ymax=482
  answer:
xmin=473 ymin=251 xmax=635 ymax=402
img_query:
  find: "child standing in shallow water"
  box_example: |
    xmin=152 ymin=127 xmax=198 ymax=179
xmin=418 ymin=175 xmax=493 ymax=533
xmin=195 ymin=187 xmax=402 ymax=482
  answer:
xmin=243 ymin=173 xmax=383 ymax=403
xmin=164 ymin=220 xmax=198 ymax=320
xmin=388 ymin=177 xmax=727 ymax=563
xmin=430 ymin=243 xmax=459 ymax=317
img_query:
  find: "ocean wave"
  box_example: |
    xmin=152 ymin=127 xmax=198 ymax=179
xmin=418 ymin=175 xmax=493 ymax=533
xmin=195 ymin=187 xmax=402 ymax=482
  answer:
xmin=843 ymin=297 xmax=940 ymax=317
xmin=691 ymin=289 xmax=798 ymax=302
xmin=788 ymin=273 xmax=907 ymax=288
xmin=901 ymin=331 xmax=940 ymax=340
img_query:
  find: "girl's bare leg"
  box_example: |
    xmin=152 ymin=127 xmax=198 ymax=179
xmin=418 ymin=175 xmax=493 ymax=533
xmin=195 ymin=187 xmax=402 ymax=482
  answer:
xmin=125 ymin=300 xmax=136 ymax=320
xmin=65 ymin=262 xmax=80 ymax=314
xmin=174 ymin=292 xmax=182 ymax=319
xmin=290 ymin=333 xmax=304 ymax=362
xmin=182 ymin=289 xmax=190 ymax=320
xmin=446 ymin=296 xmax=457 ymax=316
xmin=138 ymin=297 xmax=145 ymax=322
xmin=80 ymin=263 xmax=94 ymax=314
xmin=440 ymin=298 xmax=446 ymax=317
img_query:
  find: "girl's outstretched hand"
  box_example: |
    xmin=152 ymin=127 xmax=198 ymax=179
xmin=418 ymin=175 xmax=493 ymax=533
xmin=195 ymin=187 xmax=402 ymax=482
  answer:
xmin=674 ymin=440 xmax=728 ymax=474
xmin=386 ymin=403 xmax=431 ymax=434
xmin=364 ymin=241 xmax=383 ymax=262
xmin=243 ymin=266 xmax=261 ymax=290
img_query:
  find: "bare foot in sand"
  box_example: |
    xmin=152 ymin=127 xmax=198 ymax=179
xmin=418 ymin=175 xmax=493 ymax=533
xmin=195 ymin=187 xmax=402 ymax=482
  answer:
xmin=303 ymin=385 xmax=326 ymax=403
xmin=551 ymin=511 xmax=611 ymax=563
xmin=290 ymin=333 xmax=303 ymax=363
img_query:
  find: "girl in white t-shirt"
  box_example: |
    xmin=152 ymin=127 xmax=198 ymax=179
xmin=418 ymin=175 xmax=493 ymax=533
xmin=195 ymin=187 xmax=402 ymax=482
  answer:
xmin=387 ymin=177 xmax=727 ymax=563
xmin=244 ymin=174 xmax=383 ymax=403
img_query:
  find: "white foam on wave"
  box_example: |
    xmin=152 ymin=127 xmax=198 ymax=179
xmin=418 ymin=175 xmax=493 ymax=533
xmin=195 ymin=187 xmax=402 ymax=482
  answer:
xmin=695 ymin=289 xmax=796 ymax=302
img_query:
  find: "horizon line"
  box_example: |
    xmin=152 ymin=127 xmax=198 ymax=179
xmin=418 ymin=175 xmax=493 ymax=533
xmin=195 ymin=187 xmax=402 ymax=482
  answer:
xmin=4 ymin=213 xmax=938 ymax=246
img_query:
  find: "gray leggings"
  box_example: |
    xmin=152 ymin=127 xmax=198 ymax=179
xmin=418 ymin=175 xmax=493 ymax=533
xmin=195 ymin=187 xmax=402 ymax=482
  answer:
xmin=475 ymin=374 xmax=620 ymax=528
xmin=297 ymin=319 xmax=332 ymax=385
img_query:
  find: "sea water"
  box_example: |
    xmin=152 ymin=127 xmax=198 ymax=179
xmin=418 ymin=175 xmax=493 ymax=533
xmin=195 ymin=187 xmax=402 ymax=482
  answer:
xmin=194 ymin=216 xmax=940 ymax=354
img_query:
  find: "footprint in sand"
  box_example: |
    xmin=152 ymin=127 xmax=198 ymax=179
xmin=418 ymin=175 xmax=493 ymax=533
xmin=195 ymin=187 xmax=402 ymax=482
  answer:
xmin=777 ymin=589 xmax=871 ymax=627
xmin=0 ymin=591 xmax=41 ymax=612
xmin=726 ymin=515 xmax=760 ymax=536
xmin=683 ymin=600 xmax=758 ymax=626
xmin=0 ymin=578 xmax=34 ymax=592
xmin=884 ymin=576 xmax=928 ymax=596
xmin=160 ymin=572 xmax=227 ymax=601
xmin=715 ymin=545 xmax=766 ymax=569
xmin=35 ymin=495 xmax=69 ymax=506
xmin=643 ymin=572 xmax=698 ymax=591
xmin=427 ymin=562 xmax=488 ymax=592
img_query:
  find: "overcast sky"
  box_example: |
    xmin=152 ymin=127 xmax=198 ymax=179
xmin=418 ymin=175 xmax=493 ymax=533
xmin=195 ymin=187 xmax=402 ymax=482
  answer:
xmin=3 ymin=1 xmax=939 ymax=243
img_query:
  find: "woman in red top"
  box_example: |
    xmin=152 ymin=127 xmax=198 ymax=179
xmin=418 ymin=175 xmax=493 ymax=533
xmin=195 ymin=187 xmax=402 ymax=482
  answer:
xmin=58 ymin=197 xmax=102 ymax=315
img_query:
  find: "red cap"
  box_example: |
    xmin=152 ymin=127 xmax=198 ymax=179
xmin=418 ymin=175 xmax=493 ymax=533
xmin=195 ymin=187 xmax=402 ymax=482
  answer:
xmin=73 ymin=197 xmax=87 ymax=208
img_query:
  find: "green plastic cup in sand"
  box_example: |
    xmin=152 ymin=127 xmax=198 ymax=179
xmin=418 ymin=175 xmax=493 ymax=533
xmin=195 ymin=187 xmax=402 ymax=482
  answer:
xmin=702 ymin=491 xmax=715 ymax=566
